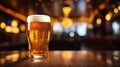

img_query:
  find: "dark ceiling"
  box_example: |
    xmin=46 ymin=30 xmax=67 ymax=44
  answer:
xmin=0 ymin=0 xmax=120 ymax=22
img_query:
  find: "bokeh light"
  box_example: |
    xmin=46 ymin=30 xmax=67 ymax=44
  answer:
xmin=76 ymin=22 xmax=87 ymax=36
xmin=69 ymin=32 xmax=75 ymax=37
xmin=87 ymin=23 xmax=93 ymax=29
xmin=11 ymin=20 xmax=18 ymax=27
xmin=5 ymin=26 xmax=12 ymax=33
xmin=12 ymin=27 xmax=19 ymax=33
xmin=105 ymin=12 xmax=112 ymax=21
xmin=118 ymin=6 xmax=120 ymax=10
xmin=53 ymin=22 xmax=63 ymax=34
xmin=114 ymin=8 xmax=118 ymax=13
xmin=62 ymin=17 xmax=72 ymax=28
xmin=112 ymin=21 xmax=120 ymax=34
xmin=96 ymin=18 xmax=102 ymax=25
xmin=20 ymin=24 xmax=26 ymax=32
xmin=0 ymin=22 xmax=6 ymax=29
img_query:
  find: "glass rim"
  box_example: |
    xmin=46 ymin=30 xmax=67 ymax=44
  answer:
xmin=27 ymin=14 xmax=50 ymax=23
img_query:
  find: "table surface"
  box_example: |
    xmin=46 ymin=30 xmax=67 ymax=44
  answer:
xmin=0 ymin=50 xmax=120 ymax=67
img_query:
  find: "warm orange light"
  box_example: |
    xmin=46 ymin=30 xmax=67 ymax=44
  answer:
xmin=79 ymin=16 xmax=87 ymax=22
xmin=0 ymin=22 xmax=6 ymax=29
xmin=96 ymin=54 xmax=102 ymax=60
xmin=118 ymin=6 xmax=120 ymax=10
xmin=11 ymin=20 xmax=18 ymax=27
xmin=87 ymin=24 xmax=93 ymax=29
xmin=114 ymin=8 xmax=118 ymax=13
xmin=5 ymin=53 xmax=19 ymax=62
xmin=86 ymin=0 xmax=91 ymax=2
xmin=12 ymin=27 xmax=19 ymax=33
xmin=0 ymin=5 xmax=26 ymax=22
xmin=105 ymin=12 xmax=112 ymax=21
xmin=88 ymin=13 xmax=95 ymax=23
xmin=106 ymin=58 xmax=112 ymax=65
xmin=62 ymin=51 xmax=72 ymax=61
xmin=96 ymin=18 xmax=101 ymax=24
xmin=0 ymin=58 xmax=5 ymax=64
xmin=94 ymin=9 xmax=99 ymax=14
xmin=20 ymin=24 xmax=26 ymax=32
xmin=5 ymin=26 xmax=12 ymax=33
xmin=99 ymin=4 xmax=105 ymax=10
xmin=62 ymin=7 xmax=71 ymax=16
xmin=62 ymin=17 xmax=72 ymax=28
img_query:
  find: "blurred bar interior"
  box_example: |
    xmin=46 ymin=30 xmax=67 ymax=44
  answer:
xmin=0 ymin=0 xmax=120 ymax=50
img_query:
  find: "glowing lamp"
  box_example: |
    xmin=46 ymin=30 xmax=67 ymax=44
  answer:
xmin=62 ymin=6 xmax=71 ymax=16
xmin=62 ymin=17 xmax=72 ymax=28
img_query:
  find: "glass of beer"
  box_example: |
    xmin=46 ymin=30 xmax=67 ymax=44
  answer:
xmin=27 ymin=15 xmax=51 ymax=58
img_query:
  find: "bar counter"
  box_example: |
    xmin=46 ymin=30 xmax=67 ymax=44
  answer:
xmin=0 ymin=50 xmax=120 ymax=67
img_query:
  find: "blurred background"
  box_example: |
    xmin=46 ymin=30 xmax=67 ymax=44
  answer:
xmin=0 ymin=0 xmax=120 ymax=51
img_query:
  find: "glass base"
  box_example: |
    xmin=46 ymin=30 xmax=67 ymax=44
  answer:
xmin=29 ymin=54 xmax=48 ymax=59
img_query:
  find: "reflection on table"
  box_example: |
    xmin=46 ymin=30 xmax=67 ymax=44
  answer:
xmin=0 ymin=50 xmax=120 ymax=67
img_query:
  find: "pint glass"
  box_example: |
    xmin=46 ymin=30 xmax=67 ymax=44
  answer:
xmin=27 ymin=15 xmax=51 ymax=58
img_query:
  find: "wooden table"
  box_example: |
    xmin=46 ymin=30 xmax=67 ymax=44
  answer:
xmin=0 ymin=50 xmax=120 ymax=67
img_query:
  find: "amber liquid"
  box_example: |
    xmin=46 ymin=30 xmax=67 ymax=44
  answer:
xmin=27 ymin=22 xmax=51 ymax=58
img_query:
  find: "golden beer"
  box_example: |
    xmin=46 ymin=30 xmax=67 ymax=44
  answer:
xmin=27 ymin=15 xmax=51 ymax=58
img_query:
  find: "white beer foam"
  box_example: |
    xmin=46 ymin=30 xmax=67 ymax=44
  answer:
xmin=27 ymin=15 xmax=50 ymax=23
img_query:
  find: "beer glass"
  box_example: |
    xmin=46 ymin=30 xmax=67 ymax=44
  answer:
xmin=27 ymin=15 xmax=51 ymax=58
